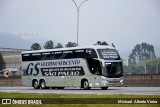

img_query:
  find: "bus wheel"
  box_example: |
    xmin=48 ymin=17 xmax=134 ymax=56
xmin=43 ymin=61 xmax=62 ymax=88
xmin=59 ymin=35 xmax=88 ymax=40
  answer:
xmin=101 ymin=87 xmax=108 ymax=90
xmin=51 ymin=87 xmax=56 ymax=89
xmin=40 ymin=80 xmax=49 ymax=89
xmin=83 ymin=80 xmax=90 ymax=90
xmin=33 ymin=80 xmax=40 ymax=89
xmin=57 ymin=87 xmax=64 ymax=89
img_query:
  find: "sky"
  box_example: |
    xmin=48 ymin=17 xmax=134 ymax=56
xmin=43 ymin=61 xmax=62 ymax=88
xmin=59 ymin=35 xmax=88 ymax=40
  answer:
xmin=0 ymin=0 xmax=160 ymax=57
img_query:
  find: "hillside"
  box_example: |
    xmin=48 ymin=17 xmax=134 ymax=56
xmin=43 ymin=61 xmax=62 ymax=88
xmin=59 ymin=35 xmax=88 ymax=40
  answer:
xmin=0 ymin=32 xmax=159 ymax=58
xmin=0 ymin=32 xmax=31 ymax=49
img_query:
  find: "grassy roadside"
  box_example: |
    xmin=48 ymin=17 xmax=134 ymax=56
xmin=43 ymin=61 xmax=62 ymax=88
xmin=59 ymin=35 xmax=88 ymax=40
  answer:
xmin=0 ymin=92 xmax=160 ymax=98
xmin=0 ymin=92 xmax=160 ymax=107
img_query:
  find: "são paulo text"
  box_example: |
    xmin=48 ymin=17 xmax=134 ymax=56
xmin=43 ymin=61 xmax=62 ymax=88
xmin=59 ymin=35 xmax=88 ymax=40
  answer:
xmin=44 ymin=71 xmax=81 ymax=76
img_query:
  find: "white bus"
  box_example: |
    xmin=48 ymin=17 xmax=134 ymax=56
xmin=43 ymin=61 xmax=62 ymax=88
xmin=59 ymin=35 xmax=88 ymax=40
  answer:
xmin=21 ymin=45 xmax=123 ymax=90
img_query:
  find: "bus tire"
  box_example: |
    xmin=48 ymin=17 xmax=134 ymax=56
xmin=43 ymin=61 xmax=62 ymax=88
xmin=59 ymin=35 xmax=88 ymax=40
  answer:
xmin=83 ymin=80 xmax=90 ymax=90
xmin=51 ymin=87 xmax=56 ymax=89
xmin=33 ymin=80 xmax=40 ymax=89
xmin=57 ymin=87 xmax=64 ymax=89
xmin=101 ymin=87 xmax=108 ymax=90
xmin=40 ymin=80 xmax=49 ymax=89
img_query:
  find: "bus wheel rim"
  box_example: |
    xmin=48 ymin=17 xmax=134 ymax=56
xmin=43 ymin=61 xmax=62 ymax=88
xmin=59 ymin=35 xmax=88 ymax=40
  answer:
xmin=84 ymin=81 xmax=88 ymax=88
xmin=41 ymin=82 xmax=45 ymax=88
xmin=34 ymin=81 xmax=38 ymax=87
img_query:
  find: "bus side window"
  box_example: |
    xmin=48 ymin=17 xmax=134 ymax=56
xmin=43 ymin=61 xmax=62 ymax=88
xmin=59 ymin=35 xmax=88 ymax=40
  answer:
xmin=91 ymin=49 xmax=98 ymax=58
xmin=32 ymin=53 xmax=41 ymax=61
xmin=63 ymin=50 xmax=74 ymax=59
xmin=91 ymin=67 xmax=100 ymax=75
xmin=22 ymin=54 xmax=31 ymax=61
xmin=95 ymin=66 xmax=101 ymax=75
xmin=41 ymin=53 xmax=51 ymax=60
xmin=87 ymin=58 xmax=102 ymax=75
xmin=55 ymin=52 xmax=62 ymax=59
xmin=85 ymin=49 xmax=98 ymax=58
xmin=22 ymin=55 xmax=27 ymax=61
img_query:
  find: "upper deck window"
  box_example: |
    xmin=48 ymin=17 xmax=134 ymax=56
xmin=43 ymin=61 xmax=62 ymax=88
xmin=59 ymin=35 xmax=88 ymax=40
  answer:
xmin=22 ymin=48 xmax=98 ymax=61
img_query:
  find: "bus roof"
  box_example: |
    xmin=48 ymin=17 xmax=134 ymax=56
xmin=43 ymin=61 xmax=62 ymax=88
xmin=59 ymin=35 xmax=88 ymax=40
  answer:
xmin=22 ymin=45 xmax=115 ymax=54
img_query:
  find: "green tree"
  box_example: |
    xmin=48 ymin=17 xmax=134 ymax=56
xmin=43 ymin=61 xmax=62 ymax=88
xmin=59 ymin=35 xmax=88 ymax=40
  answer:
xmin=65 ymin=42 xmax=77 ymax=47
xmin=94 ymin=41 xmax=108 ymax=45
xmin=129 ymin=42 xmax=156 ymax=64
xmin=31 ymin=43 xmax=41 ymax=50
xmin=0 ymin=52 xmax=6 ymax=71
xmin=43 ymin=40 xmax=54 ymax=49
xmin=55 ymin=43 xmax=63 ymax=48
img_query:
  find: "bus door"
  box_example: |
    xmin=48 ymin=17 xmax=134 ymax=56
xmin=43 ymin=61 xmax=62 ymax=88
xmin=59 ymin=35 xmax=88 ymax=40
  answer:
xmin=93 ymin=64 xmax=102 ymax=87
xmin=87 ymin=58 xmax=102 ymax=87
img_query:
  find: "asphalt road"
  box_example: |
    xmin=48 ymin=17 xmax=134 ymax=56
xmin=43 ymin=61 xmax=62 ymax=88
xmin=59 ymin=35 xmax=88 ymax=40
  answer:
xmin=0 ymin=87 xmax=160 ymax=95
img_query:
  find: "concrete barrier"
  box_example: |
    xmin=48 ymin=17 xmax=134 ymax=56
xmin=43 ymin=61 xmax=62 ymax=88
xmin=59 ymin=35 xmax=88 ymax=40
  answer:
xmin=123 ymin=74 xmax=160 ymax=87
xmin=0 ymin=76 xmax=21 ymax=86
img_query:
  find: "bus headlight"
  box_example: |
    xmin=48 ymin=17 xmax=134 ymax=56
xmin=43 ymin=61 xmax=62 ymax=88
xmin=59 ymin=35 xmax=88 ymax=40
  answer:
xmin=120 ymin=79 xmax=123 ymax=83
xmin=101 ymin=76 xmax=107 ymax=80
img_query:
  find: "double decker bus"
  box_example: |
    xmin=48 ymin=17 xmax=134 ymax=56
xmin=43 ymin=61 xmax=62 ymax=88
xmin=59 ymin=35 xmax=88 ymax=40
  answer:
xmin=21 ymin=45 xmax=123 ymax=90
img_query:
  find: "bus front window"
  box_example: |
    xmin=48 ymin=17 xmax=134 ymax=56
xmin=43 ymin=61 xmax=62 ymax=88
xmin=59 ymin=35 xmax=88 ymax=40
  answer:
xmin=104 ymin=62 xmax=123 ymax=78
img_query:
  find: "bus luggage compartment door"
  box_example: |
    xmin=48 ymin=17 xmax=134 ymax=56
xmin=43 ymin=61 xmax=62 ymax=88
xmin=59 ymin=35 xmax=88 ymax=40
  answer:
xmin=64 ymin=76 xmax=74 ymax=87
xmin=53 ymin=76 xmax=64 ymax=86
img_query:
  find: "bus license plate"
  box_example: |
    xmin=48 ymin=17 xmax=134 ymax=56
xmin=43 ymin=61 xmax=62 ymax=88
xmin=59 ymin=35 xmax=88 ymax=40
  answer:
xmin=112 ymin=84 xmax=118 ymax=86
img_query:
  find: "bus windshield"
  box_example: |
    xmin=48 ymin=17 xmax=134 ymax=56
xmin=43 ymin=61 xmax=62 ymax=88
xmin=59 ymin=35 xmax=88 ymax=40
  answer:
xmin=97 ymin=49 xmax=123 ymax=78
xmin=97 ymin=49 xmax=120 ymax=60
xmin=103 ymin=62 xmax=123 ymax=78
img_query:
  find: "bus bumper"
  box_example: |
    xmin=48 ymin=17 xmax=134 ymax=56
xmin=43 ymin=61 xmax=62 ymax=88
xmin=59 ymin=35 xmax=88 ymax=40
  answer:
xmin=101 ymin=77 xmax=123 ymax=87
